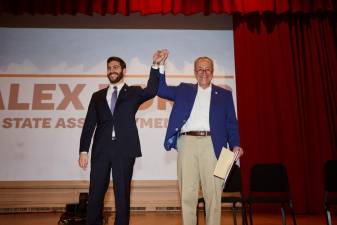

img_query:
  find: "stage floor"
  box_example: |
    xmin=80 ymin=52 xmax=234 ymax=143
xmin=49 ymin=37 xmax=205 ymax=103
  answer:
xmin=0 ymin=211 xmax=333 ymax=225
xmin=0 ymin=212 xmax=330 ymax=225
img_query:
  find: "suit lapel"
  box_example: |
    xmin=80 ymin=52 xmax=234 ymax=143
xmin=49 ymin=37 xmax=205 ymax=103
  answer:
xmin=99 ymin=87 xmax=113 ymax=116
xmin=192 ymin=83 xmax=198 ymax=99
xmin=185 ymin=84 xmax=198 ymax=117
xmin=115 ymin=84 xmax=129 ymax=108
xmin=104 ymin=84 xmax=129 ymax=118
xmin=210 ymin=84 xmax=220 ymax=108
xmin=210 ymin=84 xmax=221 ymax=125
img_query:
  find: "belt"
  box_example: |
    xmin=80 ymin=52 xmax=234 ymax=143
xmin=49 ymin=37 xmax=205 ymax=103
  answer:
xmin=180 ymin=131 xmax=211 ymax=136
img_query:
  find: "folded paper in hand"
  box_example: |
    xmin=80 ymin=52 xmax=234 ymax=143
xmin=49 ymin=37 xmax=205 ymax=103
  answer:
xmin=213 ymin=147 xmax=239 ymax=184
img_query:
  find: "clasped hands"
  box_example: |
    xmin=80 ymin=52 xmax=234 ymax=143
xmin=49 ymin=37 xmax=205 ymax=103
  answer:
xmin=153 ymin=49 xmax=169 ymax=66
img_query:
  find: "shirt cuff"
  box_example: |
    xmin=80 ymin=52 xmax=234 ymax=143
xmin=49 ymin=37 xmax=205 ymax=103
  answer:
xmin=80 ymin=151 xmax=88 ymax=154
xmin=151 ymin=64 xmax=159 ymax=70
xmin=159 ymin=65 xmax=165 ymax=74
xmin=151 ymin=64 xmax=165 ymax=74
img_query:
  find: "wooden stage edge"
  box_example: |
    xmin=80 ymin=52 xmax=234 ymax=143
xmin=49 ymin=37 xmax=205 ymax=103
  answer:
xmin=0 ymin=179 xmax=336 ymax=225
xmin=0 ymin=180 xmax=181 ymax=213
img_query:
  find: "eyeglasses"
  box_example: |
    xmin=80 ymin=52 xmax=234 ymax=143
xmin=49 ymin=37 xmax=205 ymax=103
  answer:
xmin=195 ymin=68 xmax=213 ymax=74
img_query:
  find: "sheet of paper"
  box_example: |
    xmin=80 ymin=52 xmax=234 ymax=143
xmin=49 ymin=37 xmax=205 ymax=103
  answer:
xmin=214 ymin=147 xmax=238 ymax=184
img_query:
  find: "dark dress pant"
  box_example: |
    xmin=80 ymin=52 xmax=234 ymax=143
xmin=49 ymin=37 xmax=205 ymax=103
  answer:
xmin=87 ymin=145 xmax=135 ymax=225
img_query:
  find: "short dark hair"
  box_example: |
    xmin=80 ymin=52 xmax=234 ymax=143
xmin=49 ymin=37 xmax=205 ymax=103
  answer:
xmin=107 ymin=56 xmax=126 ymax=69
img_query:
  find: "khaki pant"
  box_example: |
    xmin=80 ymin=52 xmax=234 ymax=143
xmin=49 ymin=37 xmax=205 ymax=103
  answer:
xmin=177 ymin=135 xmax=223 ymax=225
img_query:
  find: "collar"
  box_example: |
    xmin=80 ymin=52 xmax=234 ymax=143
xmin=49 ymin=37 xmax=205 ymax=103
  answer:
xmin=109 ymin=82 xmax=125 ymax=91
xmin=197 ymin=84 xmax=212 ymax=93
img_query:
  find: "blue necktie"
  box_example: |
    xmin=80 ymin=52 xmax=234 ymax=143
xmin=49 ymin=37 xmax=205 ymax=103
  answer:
xmin=110 ymin=86 xmax=117 ymax=115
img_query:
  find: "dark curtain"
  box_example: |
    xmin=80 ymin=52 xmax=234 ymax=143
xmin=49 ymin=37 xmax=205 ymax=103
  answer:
xmin=0 ymin=0 xmax=336 ymax=15
xmin=234 ymin=13 xmax=337 ymax=213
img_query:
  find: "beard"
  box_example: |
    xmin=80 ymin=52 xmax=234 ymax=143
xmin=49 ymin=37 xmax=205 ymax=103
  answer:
xmin=108 ymin=71 xmax=124 ymax=84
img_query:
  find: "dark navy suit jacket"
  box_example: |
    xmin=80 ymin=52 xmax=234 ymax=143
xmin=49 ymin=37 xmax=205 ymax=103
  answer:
xmin=79 ymin=68 xmax=160 ymax=161
xmin=157 ymin=74 xmax=240 ymax=158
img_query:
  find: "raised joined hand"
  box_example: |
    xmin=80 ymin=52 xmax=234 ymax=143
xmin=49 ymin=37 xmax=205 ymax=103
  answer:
xmin=153 ymin=49 xmax=169 ymax=65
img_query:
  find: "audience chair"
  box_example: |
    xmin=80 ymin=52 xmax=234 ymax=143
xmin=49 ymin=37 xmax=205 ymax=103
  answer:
xmin=324 ymin=160 xmax=337 ymax=225
xmin=246 ymin=163 xmax=297 ymax=225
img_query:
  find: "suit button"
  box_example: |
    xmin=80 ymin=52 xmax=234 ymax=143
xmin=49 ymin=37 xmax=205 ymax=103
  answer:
xmin=175 ymin=128 xmax=179 ymax=131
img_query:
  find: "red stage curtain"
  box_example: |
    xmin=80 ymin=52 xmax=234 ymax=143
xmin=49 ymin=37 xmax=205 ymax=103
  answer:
xmin=234 ymin=13 xmax=337 ymax=213
xmin=0 ymin=0 xmax=336 ymax=15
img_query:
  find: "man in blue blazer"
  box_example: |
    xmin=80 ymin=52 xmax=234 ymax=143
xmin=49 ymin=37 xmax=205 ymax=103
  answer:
xmin=78 ymin=50 xmax=166 ymax=225
xmin=157 ymin=51 xmax=243 ymax=225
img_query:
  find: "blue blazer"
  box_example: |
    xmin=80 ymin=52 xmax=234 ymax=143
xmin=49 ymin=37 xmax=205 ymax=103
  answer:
xmin=157 ymin=74 xmax=240 ymax=158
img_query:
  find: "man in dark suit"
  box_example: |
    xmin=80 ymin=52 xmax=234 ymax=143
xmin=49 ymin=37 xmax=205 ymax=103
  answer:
xmin=78 ymin=50 xmax=166 ymax=225
xmin=157 ymin=51 xmax=243 ymax=225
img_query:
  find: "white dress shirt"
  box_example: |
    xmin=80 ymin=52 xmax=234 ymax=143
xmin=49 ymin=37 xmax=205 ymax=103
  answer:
xmin=106 ymin=82 xmax=124 ymax=138
xmin=181 ymin=85 xmax=211 ymax=132
xmin=106 ymin=82 xmax=124 ymax=108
